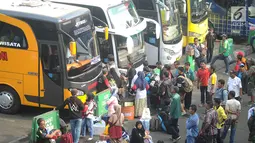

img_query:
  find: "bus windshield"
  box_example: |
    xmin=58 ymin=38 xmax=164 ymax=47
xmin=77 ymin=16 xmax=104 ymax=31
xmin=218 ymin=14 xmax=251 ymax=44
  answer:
xmin=190 ymin=0 xmax=207 ymax=23
xmin=108 ymin=1 xmax=145 ymax=69
xmin=61 ymin=14 xmax=100 ymax=77
xmin=159 ymin=0 xmax=181 ymax=44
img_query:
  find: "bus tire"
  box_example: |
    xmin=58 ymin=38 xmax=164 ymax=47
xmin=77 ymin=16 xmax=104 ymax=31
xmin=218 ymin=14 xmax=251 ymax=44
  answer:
xmin=0 ymin=86 xmax=21 ymax=114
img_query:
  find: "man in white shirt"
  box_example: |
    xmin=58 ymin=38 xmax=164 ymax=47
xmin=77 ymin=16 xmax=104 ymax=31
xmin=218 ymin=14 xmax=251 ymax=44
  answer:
xmin=221 ymin=91 xmax=241 ymax=143
xmin=227 ymin=70 xmax=242 ymax=101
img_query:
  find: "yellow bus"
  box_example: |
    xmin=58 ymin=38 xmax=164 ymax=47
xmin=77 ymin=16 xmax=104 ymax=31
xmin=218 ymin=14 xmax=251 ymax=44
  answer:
xmin=0 ymin=0 xmax=104 ymax=114
xmin=177 ymin=0 xmax=208 ymax=48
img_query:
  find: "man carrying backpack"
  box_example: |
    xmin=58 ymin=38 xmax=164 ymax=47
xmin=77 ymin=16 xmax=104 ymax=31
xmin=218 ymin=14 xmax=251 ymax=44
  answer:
xmin=192 ymin=38 xmax=205 ymax=69
xmin=175 ymin=67 xmax=188 ymax=115
xmin=159 ymin=71 xmax=172 ymax=106
xmin=176 ymin=66 xmax=194 ymax=115
xmin=184 ymin=62 xmax=195 ymax=111
xmin=214 ymin=79 xmax=228 ymax=108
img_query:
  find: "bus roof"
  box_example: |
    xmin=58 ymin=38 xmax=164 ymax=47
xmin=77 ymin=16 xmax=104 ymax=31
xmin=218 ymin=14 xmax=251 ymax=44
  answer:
xmin=50 ymin=0 xmax=126 ymax=10
xmin=0 ymin=0 xmax=91 ymax=23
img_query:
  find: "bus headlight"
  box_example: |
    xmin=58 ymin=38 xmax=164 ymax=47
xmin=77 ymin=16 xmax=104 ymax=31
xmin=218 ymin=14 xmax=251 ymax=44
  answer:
xmin=188 ymin=31 xmax=201 ymax=37
xmin=164 ymin=48 xmax=175 ymax=55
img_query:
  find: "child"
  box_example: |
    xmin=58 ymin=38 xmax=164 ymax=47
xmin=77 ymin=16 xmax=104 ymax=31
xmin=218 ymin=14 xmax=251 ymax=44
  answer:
xmin=81 ymin=93 xmax=97 ymax=141
xmin=234 ymin=52 xmax=247 ymax=72
xmin=36 ymin=118 xmax=61 ymax=143
xmin=237 ymin=63 xmax=248 ymax=94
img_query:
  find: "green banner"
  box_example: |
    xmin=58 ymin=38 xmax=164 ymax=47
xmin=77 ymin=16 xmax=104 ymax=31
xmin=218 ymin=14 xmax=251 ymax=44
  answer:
xmin=95 ymin=89 xmax=111 ymax=116
xmin=30 ymin=110 xmax=60 ymax=143
xmin=249 ymin=30 xmax=255 ymax=48
xmin=185 ymin=55 xmax=195 ymax=72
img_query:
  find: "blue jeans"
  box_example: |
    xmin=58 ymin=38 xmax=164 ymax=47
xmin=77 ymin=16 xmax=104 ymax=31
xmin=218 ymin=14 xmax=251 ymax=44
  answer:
xmin=211 ymin=54 xmax=229 ymax=73
xmin=221 ymin=121 xmax=237 ymax=143
xmin=70 ymin=118 xmax=82 ymax=143
xmin=186 ymin=136 xmax=195 ymax=143
xmin=81 ymin=118 xmax=94 ymax=137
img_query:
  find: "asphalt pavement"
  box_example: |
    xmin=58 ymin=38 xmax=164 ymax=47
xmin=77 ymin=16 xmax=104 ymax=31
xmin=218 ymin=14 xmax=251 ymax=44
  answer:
xmin=0 ymin=43 xmax=254 ymax=143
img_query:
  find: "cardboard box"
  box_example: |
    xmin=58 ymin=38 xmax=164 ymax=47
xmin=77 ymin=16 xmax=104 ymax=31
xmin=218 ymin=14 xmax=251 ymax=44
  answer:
xmin=124 ymin=102 xmax=134 ymax=107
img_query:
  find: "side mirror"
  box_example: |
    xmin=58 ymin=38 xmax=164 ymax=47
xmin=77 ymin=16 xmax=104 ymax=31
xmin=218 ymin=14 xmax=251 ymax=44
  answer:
xmin=165 ymin=10 xmax=170 ymax=22
xmin=69 ymin=41 xmax=77 ymax=56
xmin=155 ymin=22 xmax=160 ymax=39
xmin=126 ymin=36 xmax=134 ymax=54
xmin=104 ymin=27 xmax=109 ymax=40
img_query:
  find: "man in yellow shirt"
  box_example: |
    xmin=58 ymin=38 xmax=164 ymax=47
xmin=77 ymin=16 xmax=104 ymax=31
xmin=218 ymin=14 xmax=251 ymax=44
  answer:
xmin=208 ymin=66 xmax=217 ymax=102
xmin=214 ymin=98 xmax=227 ymax=143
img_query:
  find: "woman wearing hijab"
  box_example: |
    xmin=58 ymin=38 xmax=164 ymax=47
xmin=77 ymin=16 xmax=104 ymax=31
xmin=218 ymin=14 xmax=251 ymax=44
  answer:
xmin=130 ymin=121 xmax=151 ymax=143
xmin=108 ymin=105 xmax=124 ymax=142
xmin=132 ymin=71 xmax=149 ymax=118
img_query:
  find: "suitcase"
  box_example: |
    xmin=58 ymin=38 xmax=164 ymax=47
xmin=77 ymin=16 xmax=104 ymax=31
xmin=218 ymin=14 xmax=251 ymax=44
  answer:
xmin=149 ymin=116 xmax=161 ymax=131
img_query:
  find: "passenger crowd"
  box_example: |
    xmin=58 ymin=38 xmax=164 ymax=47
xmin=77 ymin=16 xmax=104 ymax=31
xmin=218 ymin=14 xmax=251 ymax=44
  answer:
xmin=35 ymin=31 xmax=255 ymax=143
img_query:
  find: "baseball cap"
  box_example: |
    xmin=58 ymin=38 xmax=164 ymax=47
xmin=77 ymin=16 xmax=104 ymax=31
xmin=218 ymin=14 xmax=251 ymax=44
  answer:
xmin=221 ymin=34 xmax=227 ymax=37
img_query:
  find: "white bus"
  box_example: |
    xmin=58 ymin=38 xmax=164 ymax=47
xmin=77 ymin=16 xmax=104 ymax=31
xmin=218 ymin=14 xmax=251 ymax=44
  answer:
xmin=133 ymin=0 xmax=183 ymax=65
xmin=50 ymin=0 xmax=160 ymax=73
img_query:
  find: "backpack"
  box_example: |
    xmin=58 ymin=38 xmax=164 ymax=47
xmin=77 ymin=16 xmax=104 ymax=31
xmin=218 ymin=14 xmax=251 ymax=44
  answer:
xmin=150 ymin=116 xmax=161 ymax=131
xmin=178 ymin=76 xmax=193 ymax=92
xmin=221 ymin=89 xmax=228 ymax=102
xmin=60 ymin=132 xmax=73 ymax=143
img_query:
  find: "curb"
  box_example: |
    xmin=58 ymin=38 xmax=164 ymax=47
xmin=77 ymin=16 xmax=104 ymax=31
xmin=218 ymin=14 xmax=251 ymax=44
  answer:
xmin=8 ymin=135 xmax=29 ymax=143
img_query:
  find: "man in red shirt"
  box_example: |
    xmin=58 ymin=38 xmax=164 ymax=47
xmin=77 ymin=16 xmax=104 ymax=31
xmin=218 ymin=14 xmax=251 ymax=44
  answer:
xmin=196 ymin=61 xmax=210 ymax=107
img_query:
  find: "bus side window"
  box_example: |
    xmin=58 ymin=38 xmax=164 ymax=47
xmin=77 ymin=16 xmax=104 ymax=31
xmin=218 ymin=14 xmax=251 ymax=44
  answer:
xmin=0 ymin=21 xmax=28 ymax=49
xmin=137 ymin=0 xmax=154 ymax=10
xmin=41 ymin=44 xmax=61 ymax=86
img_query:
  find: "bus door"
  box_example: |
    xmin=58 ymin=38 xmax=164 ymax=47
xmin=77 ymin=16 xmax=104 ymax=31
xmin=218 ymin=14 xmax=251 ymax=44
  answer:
xmin=133 ymin=0 xmax=160 ymax=65
xmin=39 ymin=41 xmax=63 ymax=107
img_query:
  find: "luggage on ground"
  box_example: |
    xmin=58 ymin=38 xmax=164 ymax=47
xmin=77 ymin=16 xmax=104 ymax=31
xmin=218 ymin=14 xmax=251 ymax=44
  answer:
xmin=150 ymin=116 xmax=161 ymax=131
xmin=60 ymin=132 xmax=73 ymax=143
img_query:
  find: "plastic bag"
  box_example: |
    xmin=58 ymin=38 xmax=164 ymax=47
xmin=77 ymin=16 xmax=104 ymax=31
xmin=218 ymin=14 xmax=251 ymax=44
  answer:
xmin=103 ymin=124 xmax=110 ymax=135
xmin=141 ymin=108 xmax=151 ymax=120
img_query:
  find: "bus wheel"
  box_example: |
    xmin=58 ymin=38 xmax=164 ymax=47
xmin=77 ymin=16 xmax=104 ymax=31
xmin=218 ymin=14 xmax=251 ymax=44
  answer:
xmin=0 ymin=86 xmax=21 ymax=114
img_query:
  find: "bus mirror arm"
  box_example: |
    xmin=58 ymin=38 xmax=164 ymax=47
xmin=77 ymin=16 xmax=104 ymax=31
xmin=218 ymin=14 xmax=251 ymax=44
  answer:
xmin=142 ymin=17 xmax=160 ymax=39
